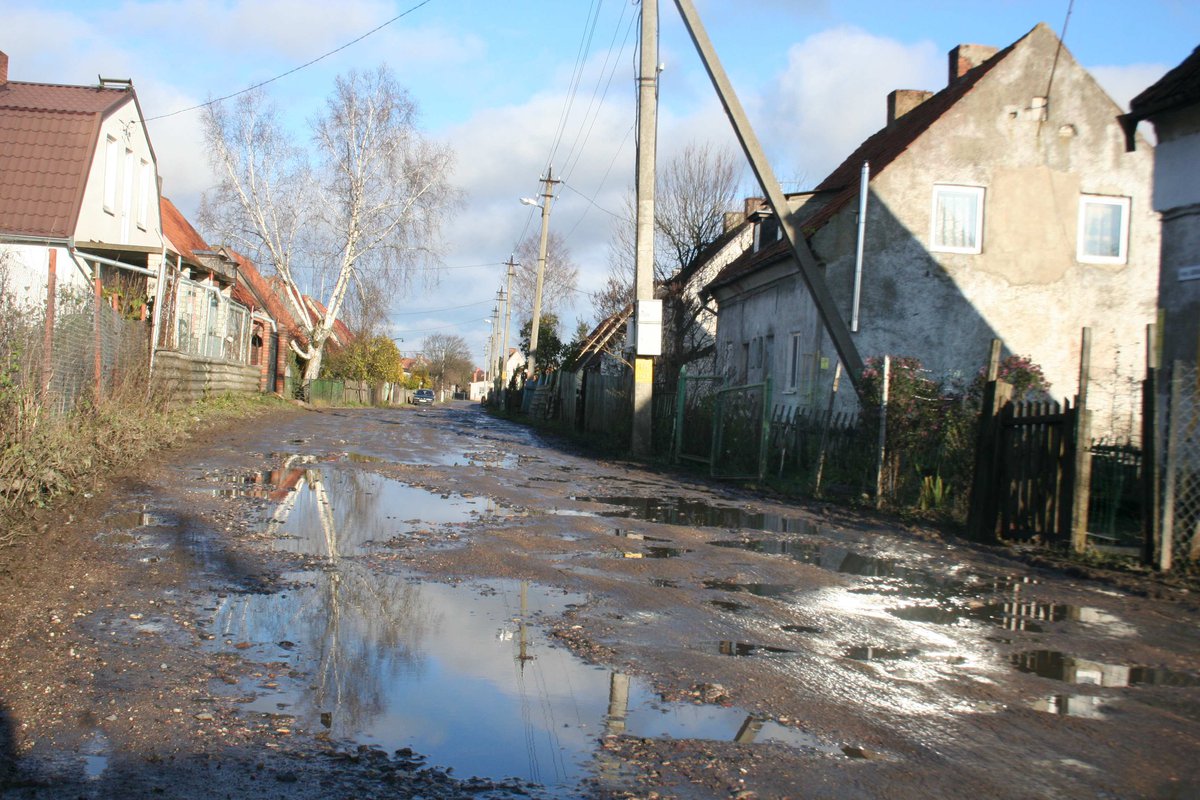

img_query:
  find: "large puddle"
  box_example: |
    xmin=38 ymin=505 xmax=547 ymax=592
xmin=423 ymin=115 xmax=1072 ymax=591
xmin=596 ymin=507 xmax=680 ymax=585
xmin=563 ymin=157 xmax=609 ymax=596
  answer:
xmin=210 ymin=574 xmax=839 ymax=793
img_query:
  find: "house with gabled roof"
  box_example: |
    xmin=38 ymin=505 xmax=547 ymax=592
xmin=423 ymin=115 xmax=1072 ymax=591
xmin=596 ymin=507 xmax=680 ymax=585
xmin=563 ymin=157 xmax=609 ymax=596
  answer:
xmin=1121 ymin=45 xmax=1200 ymax=368
xmin=704 ymin=24 xmax=1158 ymax=436
xmin=0 ymin=49 xmax=166 ymax=381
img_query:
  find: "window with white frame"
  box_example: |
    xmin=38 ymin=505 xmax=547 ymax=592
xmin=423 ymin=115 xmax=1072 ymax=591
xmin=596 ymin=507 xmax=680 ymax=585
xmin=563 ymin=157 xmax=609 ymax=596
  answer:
xmin=103 ymin=136 xmax=119 ymax=213
xmin=788 ymin=333 xmax=803 ymax=389
xmin=930 ymin=184 xmax=984 ymax=254
xmin=1077 ymin=195 xmax=1130 ymax=264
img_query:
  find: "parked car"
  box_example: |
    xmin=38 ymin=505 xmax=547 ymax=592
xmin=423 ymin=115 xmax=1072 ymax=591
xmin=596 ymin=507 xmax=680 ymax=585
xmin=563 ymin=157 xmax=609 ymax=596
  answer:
xmin=413 ymin=388 xmax=435 ymax=406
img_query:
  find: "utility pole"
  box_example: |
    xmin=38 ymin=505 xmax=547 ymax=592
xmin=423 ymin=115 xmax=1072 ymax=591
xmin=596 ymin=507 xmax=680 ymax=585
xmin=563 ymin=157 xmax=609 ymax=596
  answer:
xmin=501 ymin=256 xmax=516 ymax=406
xmin=491 ymin=293 xmax=503 ymax=378
xmin=672 ymin=0 xmax=865 ymax=398
xmin=526 ymin=168 xmax=560 ymax=378
xmin=631 ymin=0 xmax=661 ymax=455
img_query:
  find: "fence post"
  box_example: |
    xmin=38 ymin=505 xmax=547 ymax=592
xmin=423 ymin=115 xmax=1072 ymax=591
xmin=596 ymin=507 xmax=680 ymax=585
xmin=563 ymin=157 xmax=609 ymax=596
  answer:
xmin=1142 ymin=324 xmax=1159 ymax=566
xmin=1070 ymin=328 xmax=1093 ymax=553
xmin=874 ymin=356 xmax=890 ymax=509
xmin=967 ymin=339 xmax=1008 ymax=541
xmin=673 ymin=367 xmax=688 ymax=463
xmin=93 ymin=269 xmax=103 ymax=402
xmin=814 ymin=362 xmax=843 ymax=496
xmin=757 ymin=378 xmax=772 ymax=480
xmin=1160 ymin=360 xmax=1183 ymax=571
xmin=41 ymin=249 xmax=57 ymax=398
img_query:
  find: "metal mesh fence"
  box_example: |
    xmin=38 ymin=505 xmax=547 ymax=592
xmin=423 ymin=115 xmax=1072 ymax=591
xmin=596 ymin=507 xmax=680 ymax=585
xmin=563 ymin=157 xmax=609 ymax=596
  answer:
xmin=1 ymin=283 xmax=151 ymax=415
xmin=1160 ymin=363 xmax=1200 ymax=570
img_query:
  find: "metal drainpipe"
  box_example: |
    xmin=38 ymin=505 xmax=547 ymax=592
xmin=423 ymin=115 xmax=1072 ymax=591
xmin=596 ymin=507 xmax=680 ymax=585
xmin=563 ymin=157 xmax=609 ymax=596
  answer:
xmin=851 ymin=160 xmax=869 ymax=333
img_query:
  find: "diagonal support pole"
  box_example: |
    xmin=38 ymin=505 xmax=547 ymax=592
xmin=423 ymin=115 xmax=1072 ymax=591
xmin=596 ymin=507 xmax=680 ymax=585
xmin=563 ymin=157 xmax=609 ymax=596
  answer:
xmin=672 ymin=0 xmax=865 ymax=398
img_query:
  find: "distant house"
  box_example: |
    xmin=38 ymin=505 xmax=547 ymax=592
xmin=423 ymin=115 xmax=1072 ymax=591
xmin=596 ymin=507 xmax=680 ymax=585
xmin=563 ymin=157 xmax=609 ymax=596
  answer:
xmin=0 ymin=50 xmax=165 ymax=399
xmin=1121 ymin=46 xmax=1200 ymax=367
xmin=658 ymin=198 xmax=762 ymax=385
xmin=704 ymin=24 xmax=1158 ymax=436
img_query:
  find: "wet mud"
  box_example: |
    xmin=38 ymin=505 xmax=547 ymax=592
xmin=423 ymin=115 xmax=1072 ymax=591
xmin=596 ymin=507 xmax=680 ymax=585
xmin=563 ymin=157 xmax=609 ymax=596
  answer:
xmin=2 ymin=403 xmax=1199 ymax=798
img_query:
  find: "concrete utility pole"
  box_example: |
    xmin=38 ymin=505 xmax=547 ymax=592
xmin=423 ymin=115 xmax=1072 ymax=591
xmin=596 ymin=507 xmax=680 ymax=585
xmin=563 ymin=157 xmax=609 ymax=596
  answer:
xmin=492 ymin=290 xmax=504 ymax=377
xmin=527 ymin=169 xmax=560 ymax=378
xmin=631 ymin=0 xmax=661 ymax=456
xmin=672 ymin=0 xmax=865 ymax=398
xmin=501 ymin=256 xmax=516 ymax=405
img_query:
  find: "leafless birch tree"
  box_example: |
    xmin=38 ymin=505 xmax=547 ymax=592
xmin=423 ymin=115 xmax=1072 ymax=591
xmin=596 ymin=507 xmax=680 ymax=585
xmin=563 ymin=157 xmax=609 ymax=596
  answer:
xmin=201 ymin=67 xmax=456 ymax=381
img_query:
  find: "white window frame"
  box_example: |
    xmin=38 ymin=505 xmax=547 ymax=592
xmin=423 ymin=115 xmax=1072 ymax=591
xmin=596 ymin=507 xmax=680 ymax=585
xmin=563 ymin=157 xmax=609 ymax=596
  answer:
xmin=930 ymin=184 xmax=985 ymax=254
xmin=103 ymin=136 xmax=119 ymax=214
xmin=1077 ymin=194 xmax=1130 ymax=265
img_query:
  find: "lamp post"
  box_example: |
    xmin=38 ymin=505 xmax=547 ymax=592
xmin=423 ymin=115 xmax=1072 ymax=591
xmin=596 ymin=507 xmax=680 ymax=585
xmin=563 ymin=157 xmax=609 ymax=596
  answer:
xmin=520 ymin=167 xmax=559 ymax=379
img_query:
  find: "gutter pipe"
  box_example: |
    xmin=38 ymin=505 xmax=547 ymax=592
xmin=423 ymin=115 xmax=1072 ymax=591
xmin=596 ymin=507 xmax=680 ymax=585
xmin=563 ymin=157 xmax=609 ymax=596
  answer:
xmin=851 ymin=160 xmax=869 ymax=333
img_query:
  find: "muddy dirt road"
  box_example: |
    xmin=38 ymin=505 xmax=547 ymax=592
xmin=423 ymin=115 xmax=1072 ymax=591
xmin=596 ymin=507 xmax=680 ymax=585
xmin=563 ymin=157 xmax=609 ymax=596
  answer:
xmin=1 ymin=402 xmax=1198 ymax=799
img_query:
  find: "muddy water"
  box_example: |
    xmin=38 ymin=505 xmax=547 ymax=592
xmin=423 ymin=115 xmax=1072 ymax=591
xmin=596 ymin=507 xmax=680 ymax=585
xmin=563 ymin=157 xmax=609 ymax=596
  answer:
xmin=210 ymin=574 xmax=835 ymax=792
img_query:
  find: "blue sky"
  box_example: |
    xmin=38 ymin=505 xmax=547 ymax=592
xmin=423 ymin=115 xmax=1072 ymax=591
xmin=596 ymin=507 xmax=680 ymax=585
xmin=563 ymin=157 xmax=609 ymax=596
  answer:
xmin=6 ymin=1 xmax=1196 ymax=365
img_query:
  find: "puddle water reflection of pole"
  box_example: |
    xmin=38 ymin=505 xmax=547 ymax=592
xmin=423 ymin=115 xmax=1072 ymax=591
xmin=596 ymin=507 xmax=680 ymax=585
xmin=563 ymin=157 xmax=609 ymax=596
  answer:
xmin=734 ymin=716 xmax=763 ymax=744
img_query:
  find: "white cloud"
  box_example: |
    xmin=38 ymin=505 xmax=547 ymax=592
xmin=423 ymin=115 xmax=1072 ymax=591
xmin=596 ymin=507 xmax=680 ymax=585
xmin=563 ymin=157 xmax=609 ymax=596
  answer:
xmin=1087 ymin=62 xmax=1168 ymax=112
xmin=760 ymin=26 xmax=943 ymax=187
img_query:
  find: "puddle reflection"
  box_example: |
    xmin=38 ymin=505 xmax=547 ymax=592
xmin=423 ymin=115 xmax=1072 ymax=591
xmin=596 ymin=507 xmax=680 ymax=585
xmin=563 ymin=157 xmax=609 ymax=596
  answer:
xmin=213 ymin=576 xmax=834 ymax=792
xmin=1012 ymin=650 xmax=1200 ymax=687
xmin=702 ymin=580 xmax=797 ymax=599
xmin=573 ymin=496 xmax=819 ymax=533
xmin=1031 ymin=694 xmax=1111 ymax=718
xmin=214 ymin=457 xmax=498 ymax=557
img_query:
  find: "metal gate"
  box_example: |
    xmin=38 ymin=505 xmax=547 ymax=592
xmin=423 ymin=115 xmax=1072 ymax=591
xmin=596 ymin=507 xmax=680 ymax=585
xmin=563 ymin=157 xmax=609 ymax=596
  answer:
xmin=711 ymin=379 xmax=772 ymax=480
xmin=672 ymin=368 xmax=723 ymax=466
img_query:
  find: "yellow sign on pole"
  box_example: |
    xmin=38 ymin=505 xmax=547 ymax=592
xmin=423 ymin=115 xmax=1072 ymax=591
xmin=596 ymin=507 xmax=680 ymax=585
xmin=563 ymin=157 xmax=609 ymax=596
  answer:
xmin=635 ymin=357 xmax=653 ymax=384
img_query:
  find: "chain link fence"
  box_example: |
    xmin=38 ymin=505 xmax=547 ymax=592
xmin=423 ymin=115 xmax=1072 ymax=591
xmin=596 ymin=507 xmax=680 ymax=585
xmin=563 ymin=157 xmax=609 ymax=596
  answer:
xmin=1158 ymin=362 xmax=1200 ymax=570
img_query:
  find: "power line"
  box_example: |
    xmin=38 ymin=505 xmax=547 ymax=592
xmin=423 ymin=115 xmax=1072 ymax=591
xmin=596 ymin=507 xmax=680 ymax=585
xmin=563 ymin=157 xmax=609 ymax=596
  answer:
xmin=391 ymin=297 xmax=492 ymax=315
xmin=144 ymin=0 xmax=436 ymax=121
xmin=561 ymin=181 xmax=623 ymax=220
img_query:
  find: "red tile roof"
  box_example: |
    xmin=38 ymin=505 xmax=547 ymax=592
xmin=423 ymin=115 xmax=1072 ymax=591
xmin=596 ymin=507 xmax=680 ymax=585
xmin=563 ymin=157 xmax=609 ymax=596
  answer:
xmin=705 ymin=27 xmax=1027 ymax=296
xmin=226 ymin=249 xmax=308 ymax=345
xmin=0 ymin=79 xmax=134 ymax=239
xmin=160 ymin=197 xmax=209 ymax=265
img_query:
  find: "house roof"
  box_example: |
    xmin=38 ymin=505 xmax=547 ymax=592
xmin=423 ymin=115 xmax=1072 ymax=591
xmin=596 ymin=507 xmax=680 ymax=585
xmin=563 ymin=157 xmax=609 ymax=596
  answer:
xmin=705 ymin=27 xmax=1030 ymax=296
xmin=226 ymin=248 xmax=307 ymax=344
xmin=1120 ymin=45 xmax=1200 ymax=146
xmin=0 ymin=74 xmax=135 ymax=239
xmin=160 ymin=197 xmax=209 ymax=266
xmin=302 ymin=296 xmax=355 ymax=346
xmin=569 ymin=304 xmax=632 ymax=371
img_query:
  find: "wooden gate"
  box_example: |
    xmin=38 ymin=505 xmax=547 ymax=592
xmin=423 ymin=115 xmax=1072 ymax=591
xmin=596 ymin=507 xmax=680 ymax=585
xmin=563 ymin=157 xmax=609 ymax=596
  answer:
xmin=968 ymin=383 xmax=1090 ymax=547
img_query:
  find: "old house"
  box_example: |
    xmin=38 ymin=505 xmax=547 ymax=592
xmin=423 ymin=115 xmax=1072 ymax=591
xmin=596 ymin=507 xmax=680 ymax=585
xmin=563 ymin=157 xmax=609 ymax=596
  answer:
xmin=0 ymin=50 xmax=165 ymax=399
xmin=704 ymin=24 xmax=1158 ymax=436
xmin=1121 ymin=45 xmax=1200 ymax=367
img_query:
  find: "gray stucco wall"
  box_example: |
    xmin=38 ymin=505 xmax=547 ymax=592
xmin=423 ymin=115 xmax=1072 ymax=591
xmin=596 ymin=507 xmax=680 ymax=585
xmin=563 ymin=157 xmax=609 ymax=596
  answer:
xmin=716 ymin=25 xmax=1157 ymax=439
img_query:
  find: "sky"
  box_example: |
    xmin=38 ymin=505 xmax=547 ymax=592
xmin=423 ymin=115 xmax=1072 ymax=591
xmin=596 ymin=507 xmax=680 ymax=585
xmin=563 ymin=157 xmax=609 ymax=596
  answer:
xmin=5 ymin=0 xmax=1197 ymax=367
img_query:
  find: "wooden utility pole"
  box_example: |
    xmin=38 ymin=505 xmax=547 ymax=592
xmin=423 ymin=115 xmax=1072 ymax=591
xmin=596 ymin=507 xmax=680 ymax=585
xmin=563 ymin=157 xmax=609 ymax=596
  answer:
xmin=672 ymin=0 xmax=865 ymax=399
xmin=631 ymin=0 xmax=660 ymax=455
xmin=501 ymin=257 xmax=516 ymax=405
xmin=1070 ymin=327 xmax=1092 ymax=553
xmin=528 ymin=169 xmax=559 ymax=378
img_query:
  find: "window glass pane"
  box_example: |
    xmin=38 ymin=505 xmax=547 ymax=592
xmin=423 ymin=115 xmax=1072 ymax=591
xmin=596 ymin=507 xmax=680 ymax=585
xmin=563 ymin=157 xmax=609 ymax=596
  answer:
xmin=934 ymin=189 xmax=978 ymax=250
xmin=1082 ymin=202 xmax=1122 ymax=258
xmin=104 ymin=137 xmax=119 ymax=210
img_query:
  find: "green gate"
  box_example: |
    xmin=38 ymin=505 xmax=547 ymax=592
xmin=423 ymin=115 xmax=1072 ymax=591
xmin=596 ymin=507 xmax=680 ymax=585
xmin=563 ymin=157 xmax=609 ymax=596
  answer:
xmin=673 ymin=368 xmax=724 ymax=466
xmin=711 ymin=379 xmax=772 ymax=480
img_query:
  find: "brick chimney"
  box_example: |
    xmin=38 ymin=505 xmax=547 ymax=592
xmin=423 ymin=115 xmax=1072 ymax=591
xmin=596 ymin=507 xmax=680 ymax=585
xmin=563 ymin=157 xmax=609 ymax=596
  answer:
xmin=949 ymin=44 xmax=998 ymax=83
xmin=888 ymin=89 xmax=934 ymax=125
xmin=0 ymin=51 xmax=8 ymax=85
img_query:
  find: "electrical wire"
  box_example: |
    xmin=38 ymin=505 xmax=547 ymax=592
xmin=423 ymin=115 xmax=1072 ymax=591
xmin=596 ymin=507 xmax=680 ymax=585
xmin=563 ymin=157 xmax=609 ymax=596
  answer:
xmin=144 ymin=0 xmax=437 ymax=121
xmin=391 ymin=297 xmax=493 ymax=315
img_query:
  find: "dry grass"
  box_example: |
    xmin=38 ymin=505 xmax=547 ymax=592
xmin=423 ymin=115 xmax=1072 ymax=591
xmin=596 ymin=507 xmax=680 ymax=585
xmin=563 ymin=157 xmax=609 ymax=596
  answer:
xmin=0 ymin=384 xmax=287 ymax=546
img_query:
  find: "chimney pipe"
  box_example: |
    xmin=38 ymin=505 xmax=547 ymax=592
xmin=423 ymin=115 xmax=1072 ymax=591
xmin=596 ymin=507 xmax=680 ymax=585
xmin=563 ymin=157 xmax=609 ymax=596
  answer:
xmin=888 ymin=90 xmax=934 ymax=125
xmin=949 ymin=44 xmax=998 ymax=84
xmin=0 ymin=51 xmax=8 ymax=85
